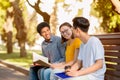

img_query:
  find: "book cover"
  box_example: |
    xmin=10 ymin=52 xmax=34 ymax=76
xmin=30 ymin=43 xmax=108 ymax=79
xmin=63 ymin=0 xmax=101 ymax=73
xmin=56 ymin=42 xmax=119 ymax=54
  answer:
xmin=32 ymin=52 xmax=50 ymax=67
xmin=55 ymin=72 xmax=72 ymax=79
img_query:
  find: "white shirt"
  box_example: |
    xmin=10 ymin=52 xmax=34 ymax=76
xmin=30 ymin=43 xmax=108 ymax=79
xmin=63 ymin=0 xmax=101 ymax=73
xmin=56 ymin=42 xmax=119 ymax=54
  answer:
xmin=78 ymin=36 xmax=106 ymax=80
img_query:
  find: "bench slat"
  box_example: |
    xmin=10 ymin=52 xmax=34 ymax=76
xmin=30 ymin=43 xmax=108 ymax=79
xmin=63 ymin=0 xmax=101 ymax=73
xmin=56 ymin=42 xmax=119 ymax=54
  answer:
xmin=100 ymin=39 xmax=120 ymax=45
xmin=105 ymin=70 xmax=120 ymax=77
xmin=105 ymin=74 xmax=120 ymax=80
xmin=104 ymin=45 xmax=120 ymax=51
xmin=106 ymin=64 xmax=120 ymax=70
xmin=105 ymin=52 xmax=120 ymax=57
xmin=92 ymin=33 xmax=120 ymax=80
xmin=93 ymin=33 xmax=120 ymax=39
xmin=105 ymin=57 xmax=120 ymax=64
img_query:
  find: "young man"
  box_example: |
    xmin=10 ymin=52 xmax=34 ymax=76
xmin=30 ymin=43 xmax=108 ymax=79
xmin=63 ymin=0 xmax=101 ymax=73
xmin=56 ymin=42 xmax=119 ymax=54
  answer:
xmin=65 ymin=17 xmax=106 ymax=80
xmin=29 ymin=22 xmax=66 ymax=80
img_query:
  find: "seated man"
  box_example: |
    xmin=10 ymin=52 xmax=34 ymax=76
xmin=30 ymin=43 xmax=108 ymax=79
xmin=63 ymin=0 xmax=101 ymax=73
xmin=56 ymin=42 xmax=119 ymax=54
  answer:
xmin=64 ymin=17 xmax=106 ymax=80
xmin=29 ymin=22 xmax=66 ymax=80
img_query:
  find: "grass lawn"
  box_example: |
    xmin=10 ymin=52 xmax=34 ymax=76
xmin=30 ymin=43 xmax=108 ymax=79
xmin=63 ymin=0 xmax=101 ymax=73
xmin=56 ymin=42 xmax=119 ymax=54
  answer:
xmin=0 ymin=45 xmax=41 ymax=69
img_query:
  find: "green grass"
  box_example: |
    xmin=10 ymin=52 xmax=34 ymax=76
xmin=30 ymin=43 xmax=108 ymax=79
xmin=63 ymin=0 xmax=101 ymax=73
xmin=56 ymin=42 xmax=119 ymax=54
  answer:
xmin=0 ymin=45 xmax=41 ymax=69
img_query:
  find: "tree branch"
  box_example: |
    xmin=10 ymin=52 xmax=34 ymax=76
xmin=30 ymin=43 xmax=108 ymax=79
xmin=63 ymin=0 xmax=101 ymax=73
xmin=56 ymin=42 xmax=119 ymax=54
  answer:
xmin=26 ymin=0 xmax=50 ymax=23
xmin=111 ymin=0 xmax=120 ymax=14
xmin=26 ymin=0 xmax=34 ymax=8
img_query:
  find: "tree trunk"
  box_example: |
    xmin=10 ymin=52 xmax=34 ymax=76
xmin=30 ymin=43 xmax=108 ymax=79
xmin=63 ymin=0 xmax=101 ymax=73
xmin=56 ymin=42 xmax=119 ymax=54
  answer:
xmin=6 ymin=31 xmax=13 ymax=53
xmin=19 ymin=40 xmax=26 ymax=57
xmin=10 ymin=0 xmax=27 ymax=57
xmin=4 ymin=7 xmax=13 ymax=54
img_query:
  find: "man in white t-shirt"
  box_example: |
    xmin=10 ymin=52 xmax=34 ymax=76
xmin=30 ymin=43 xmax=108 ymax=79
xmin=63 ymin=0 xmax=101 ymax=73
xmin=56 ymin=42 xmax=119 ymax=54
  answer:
xmin=65 ymin=17 xmax=106 ymax=80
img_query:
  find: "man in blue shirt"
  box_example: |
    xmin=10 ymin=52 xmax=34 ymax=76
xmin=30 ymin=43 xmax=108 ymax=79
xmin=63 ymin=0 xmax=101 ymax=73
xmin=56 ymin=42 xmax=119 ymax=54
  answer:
xmin=29 ymin=22 xmax=66 ymax=80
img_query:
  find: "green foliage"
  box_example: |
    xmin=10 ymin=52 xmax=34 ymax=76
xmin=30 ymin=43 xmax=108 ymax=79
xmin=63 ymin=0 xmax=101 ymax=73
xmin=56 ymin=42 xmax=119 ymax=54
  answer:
xmin=92 ymin=0 xmax=120 ymax=33
xmin=0 ymin=0 xmax=10 ymax=9
xmin=0 ymin=0 xmax=37 ymax=46
xmin=0 ymin=0 xmax=11 ymax=43
xmin=0 ymin=0 xmax=10 ymax=35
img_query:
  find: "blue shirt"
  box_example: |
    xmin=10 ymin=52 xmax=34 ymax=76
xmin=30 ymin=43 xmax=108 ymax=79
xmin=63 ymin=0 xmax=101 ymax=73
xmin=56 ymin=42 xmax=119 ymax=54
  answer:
xmin=42 ymin=35 xmax=66 ymax=63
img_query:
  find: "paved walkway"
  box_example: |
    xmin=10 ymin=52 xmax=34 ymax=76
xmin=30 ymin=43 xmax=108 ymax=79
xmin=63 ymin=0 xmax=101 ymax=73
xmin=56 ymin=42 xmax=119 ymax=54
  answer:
xmin=0 ymin=63 xmax=29 ymax=80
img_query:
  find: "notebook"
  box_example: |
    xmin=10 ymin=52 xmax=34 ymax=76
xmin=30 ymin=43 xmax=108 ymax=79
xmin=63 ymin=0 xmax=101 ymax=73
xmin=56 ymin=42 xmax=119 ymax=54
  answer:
xmin=55 ymin=72 xmax=72 ymax=80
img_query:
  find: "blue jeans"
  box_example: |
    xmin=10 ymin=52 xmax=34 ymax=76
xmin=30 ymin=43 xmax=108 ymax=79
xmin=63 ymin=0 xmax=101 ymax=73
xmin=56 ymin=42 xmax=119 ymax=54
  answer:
xmin=44 ymin=68 xmax=52 ymax=80
xmin=29 ymin=66 xmax=43 ymax=80
xmin=38 ymin=68 xmax=45 ymax=80
xmin=38 ymin=68 xmax=52 ymax=80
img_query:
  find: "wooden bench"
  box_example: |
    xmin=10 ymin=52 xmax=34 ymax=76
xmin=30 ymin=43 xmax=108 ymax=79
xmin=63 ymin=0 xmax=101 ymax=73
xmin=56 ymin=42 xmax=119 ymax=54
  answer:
xmin=93 ymin=33 xmax=120 ymax=80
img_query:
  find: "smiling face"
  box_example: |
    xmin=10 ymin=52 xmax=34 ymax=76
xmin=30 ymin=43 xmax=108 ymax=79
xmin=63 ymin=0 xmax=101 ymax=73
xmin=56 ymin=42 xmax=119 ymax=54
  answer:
xmin=60 ymin=25 xmax=73 ymax=39
xmin=40 ymin=27 xmax=51 ymax=41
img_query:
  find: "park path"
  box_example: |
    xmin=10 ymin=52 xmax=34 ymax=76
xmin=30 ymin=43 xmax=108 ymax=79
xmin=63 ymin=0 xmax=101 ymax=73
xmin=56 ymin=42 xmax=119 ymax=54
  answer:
xmin=0 ymin=63 xmax=29 ymax=80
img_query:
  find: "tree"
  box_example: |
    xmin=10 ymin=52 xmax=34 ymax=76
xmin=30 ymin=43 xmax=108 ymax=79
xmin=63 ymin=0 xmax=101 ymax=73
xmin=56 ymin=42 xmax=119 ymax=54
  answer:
xmin=0 ymin=0 xmax=13 ymax=53
xmin=10 ymin=0 xmax=27 ymax=57
xmin=26 ymin=0 xmax=50 ymax=23
xmin=26 ymin=0 xmax=60 ymax=34
xmin=3 ymin=7 xmax=13 ymax=53
xmin=92 ymin=0 xmax=120 ymax=33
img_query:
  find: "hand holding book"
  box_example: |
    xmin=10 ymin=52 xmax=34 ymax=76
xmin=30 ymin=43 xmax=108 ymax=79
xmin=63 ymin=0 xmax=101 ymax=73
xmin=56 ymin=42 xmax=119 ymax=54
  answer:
xmin=32 ymin=52 xmax=50 ymax=67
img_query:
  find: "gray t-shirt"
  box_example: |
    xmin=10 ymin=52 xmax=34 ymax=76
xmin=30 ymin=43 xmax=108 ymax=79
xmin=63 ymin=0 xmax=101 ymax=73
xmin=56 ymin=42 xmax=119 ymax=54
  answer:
xmin=78 ymin=36 xmax=106 ymax=80
xmin=42 ymin=35 xmax=66 ymax=63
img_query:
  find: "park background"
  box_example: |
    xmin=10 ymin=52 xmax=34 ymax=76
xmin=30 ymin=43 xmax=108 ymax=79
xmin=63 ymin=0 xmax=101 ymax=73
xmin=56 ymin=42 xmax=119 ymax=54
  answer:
xmin=0 ymin=0 xmax=120 ymax=69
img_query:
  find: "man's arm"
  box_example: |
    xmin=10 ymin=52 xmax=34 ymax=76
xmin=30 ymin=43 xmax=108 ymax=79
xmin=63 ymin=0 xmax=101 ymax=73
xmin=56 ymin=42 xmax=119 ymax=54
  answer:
xmin=65 ymin=59 xmax=82 ymax=72
xmin=66 ymin=59 xmax=103 ymax=76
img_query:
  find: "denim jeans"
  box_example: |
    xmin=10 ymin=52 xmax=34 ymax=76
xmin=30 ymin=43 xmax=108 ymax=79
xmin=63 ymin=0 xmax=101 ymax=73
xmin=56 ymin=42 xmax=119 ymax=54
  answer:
xmin=38 ymin=68 xmax=52 ymax=80
xmin=44 ymin=68 xmax=52 ymax=80
xmin=50 ymin=69 xmax=64 ymax=80
xmin=29 ymin=66 xmax=43 ymax=80
xmin=38 ymin=68 xmax=45 ymax=80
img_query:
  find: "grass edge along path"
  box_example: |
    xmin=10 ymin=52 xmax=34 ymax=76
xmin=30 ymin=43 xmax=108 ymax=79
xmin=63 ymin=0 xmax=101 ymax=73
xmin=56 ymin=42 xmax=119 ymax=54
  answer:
xmin=0 ymin=46 xmax=41 ymax=69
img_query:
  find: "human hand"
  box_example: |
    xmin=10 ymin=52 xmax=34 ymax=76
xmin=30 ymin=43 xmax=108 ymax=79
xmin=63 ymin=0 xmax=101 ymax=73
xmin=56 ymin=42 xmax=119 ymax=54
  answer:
xmin=33 ymin=63 xmax=41 ymax=66
xmin=50 ymin=63 xmax=59 ymax=69
xmin=66 ymin=70 xmax=79 ymax=77
xmin=64 ymin=65 xmax=71 ymax=72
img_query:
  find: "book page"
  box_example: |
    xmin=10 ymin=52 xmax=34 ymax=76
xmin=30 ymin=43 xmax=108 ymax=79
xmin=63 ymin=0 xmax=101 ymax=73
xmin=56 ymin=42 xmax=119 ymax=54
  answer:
xmin=32 ymin=52 xmax=50 ymax=67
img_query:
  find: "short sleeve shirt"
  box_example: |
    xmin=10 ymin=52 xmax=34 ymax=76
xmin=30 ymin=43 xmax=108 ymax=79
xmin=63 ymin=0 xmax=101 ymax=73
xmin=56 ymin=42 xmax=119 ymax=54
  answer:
xmin=78 ymin=36 xmax=106 ymax=80
xmin=65 ymin=38 xmax=82 ymax=63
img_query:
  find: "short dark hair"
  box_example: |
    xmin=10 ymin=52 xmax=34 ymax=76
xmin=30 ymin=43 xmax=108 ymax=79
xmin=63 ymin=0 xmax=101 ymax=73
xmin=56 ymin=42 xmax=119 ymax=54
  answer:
xmin=72 ymin=17 xmax=90 ymax=32
xmin=37 ymin=22 xmax=50 ymax=35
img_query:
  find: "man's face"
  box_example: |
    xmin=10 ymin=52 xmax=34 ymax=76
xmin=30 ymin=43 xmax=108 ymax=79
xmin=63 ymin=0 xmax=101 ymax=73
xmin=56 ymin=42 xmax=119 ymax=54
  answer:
xmin=72 ymin=27 xmax=79 ymax=38
xmin=40 ymin=27 xmax=51 ymax=40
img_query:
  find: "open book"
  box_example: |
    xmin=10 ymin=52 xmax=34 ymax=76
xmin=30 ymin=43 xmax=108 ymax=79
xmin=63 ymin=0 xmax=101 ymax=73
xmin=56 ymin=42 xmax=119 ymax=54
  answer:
xmin=32 ymin=52 xmax=50 ymax=67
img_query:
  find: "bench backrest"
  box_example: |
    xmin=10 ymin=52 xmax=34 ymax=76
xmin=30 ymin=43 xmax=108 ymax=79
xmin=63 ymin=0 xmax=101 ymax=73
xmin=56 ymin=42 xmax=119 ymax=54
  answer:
xmin=93 ymin=33 xmax=120 ymax=80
